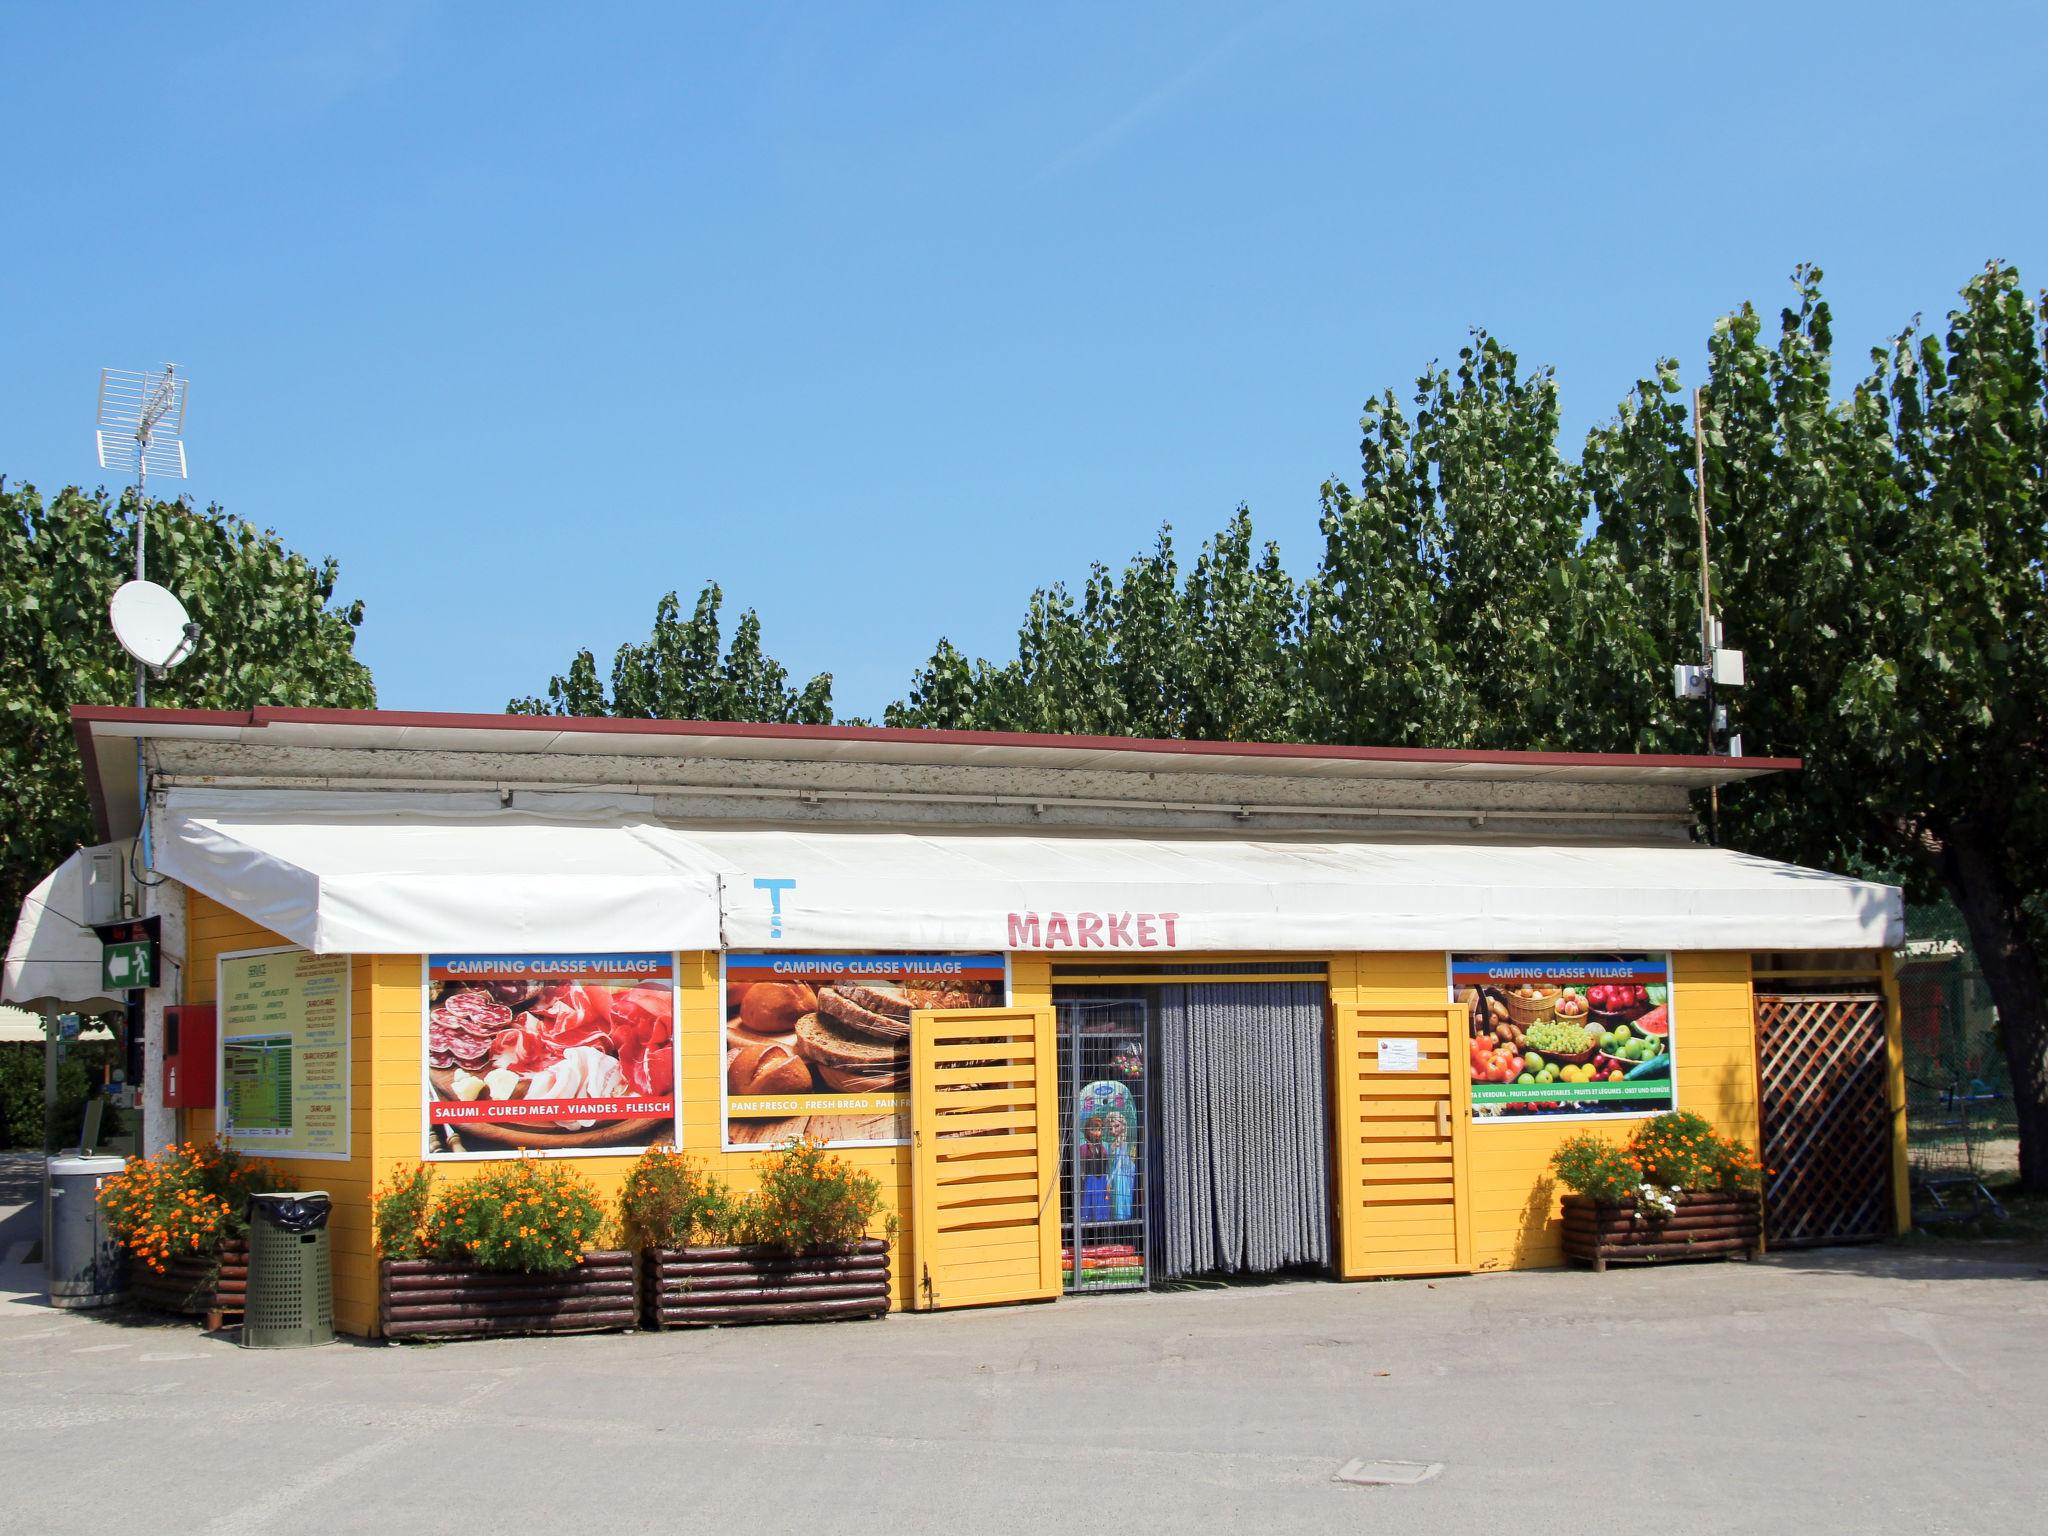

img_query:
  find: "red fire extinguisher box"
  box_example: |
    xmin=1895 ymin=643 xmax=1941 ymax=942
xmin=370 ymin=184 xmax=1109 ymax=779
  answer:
xmin=162 ymin=1004 xmax=215 ymax=1109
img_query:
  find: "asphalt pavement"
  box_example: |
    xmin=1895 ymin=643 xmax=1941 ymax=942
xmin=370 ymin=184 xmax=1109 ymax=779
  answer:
xmin=2 ymin=1157 xmax=2042 ymax=1536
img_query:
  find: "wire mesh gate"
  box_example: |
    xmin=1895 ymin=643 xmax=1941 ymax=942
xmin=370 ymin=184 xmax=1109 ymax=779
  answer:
xmin=1055 ymin=997 xmax=1150 ymax=1292
xmin=1755 ymin=993 xmax=1891 ymax=1246
xmin=1898 ymin=961 xmax=2013 ymax=1219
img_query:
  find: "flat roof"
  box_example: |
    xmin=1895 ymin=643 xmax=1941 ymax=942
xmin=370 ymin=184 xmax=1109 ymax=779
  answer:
xmin=74 ymin=705 xmax=1797 ymax=842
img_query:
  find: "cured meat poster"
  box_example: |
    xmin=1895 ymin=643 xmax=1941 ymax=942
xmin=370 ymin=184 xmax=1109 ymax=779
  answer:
xmin=423 ymin=953 xmax=677 ymax=1158
xmin=723 ymin=953 xmax=1006 ymax=1150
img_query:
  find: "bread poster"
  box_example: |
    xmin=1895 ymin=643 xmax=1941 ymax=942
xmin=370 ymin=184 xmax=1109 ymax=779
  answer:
xmin=1451 ymin=954 xmax=1674 ymax=1122
xmin=723 ymin=953 xmax=1007 ymax=1149
xmin=423 ymin=953 xmax=678 ymax=1158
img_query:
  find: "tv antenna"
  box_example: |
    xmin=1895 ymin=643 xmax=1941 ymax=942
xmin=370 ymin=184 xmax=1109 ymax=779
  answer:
xmin=96 ymin=365 xmax=195 ymax=707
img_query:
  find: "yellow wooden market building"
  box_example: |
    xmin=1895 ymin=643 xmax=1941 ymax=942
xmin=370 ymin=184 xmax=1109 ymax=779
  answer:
xmin=7 ymin=707 xmax=1908 ymax=1336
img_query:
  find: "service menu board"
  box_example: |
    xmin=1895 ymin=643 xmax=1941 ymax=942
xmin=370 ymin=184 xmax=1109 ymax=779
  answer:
xmin=218 ymin=947 xmax=351 ymax=1158
xmin=1452 ymin=954 xmax=1674 ymax=1122
xmin=723 ymin=953 xmax=1007 ymax=1150
xmin=423 ymin=954 xmax=677 ymax=1160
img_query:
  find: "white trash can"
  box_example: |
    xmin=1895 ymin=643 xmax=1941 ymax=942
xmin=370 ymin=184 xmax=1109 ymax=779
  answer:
xmin=45 ymin=1155 xmax=128 ymax=1309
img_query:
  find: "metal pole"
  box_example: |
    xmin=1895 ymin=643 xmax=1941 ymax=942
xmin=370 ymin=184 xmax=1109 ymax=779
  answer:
xmin=134 ymin=442 xmax=148 ymax=709
xmin=1692 ymin=387 xmax=1720 ymax=840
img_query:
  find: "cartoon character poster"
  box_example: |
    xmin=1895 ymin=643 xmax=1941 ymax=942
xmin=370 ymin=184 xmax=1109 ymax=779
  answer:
xmin=1076 ymin=1080 xmax=1139 ymax=1225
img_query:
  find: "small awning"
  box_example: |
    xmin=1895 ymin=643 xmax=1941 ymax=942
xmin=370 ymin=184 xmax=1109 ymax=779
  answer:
xmin=3 ymin=850 xmax=130 ymax=1014
xmin=157 ymin=792 xmax=722 ymax=954
xmin=0 ymin=1005 xmax=115 ymax=1042
xmin=155 ymin=791 xmax=1902 ymax=955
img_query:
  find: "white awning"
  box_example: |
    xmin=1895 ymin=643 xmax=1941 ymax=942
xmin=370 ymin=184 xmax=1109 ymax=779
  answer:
xmin=156 ymin=792 xmax=723 ymax=954
xmin=152 ymin=791 xmax=1901 ymax=955
xmin=3 ymin=850 xmax=130 ymax=1014
xmin=692 ymin=826 xmax=1904 ymax=953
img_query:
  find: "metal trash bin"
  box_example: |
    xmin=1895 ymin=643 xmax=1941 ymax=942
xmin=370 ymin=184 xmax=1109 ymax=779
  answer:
xmin=45 ymin=1154 xmax=127 ymax=1309
xmin=242 ymin=1191 xmax=333 ymax=1347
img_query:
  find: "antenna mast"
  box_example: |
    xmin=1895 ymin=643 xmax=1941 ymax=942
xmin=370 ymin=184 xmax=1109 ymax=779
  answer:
xmin=1693 ymin=386 xmax=1717 ymax=840
xmin=96 ymin=365 xmax=191 ymax=707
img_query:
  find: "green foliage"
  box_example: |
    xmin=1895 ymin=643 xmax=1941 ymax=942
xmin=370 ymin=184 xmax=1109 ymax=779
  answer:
xmin=1682 ymin=265 xmax=2048 ymax=1184
xmin=1551 ymin=1113 xmax=1764 ymax=1205
xmin=1548 ymin=1132 xmax=1638 ymax=1205
xmin=744 ymin=1136 xmax=886 ymax=1251
xmin=618 ymin=1144 xmax=735 ymax=1250
xmin=0 ymin=1040 xmax=124 ymax=1150
xmin=510 ymin=581 xmax=833 ymax=724
xmin=371 ymin=1162 xmax=435 ymax=1262
xmin=0 ymin=483 xmax=375 ymax=947
xmin=887 ymin=510 xmax=1303 ymax=739
xmin=95 ymin=1138 xmax=289 ymax=1272
xmin=419 ymin=1158 xmax=611 ymax=1275
xmin=1625 ymin=1110 xmax=1728 ymax=1189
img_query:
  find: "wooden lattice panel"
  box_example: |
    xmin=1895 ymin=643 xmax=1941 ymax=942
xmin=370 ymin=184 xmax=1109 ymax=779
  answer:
xmin=1755 ymin=993 xmax=1890 ymax=1246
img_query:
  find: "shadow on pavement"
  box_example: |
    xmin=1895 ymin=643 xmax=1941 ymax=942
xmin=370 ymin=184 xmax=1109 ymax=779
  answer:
xmin=1760 ymin=1241 xmax=2048 ymax=1282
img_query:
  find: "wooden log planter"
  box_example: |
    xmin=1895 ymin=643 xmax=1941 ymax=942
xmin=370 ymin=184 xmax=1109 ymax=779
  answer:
xmin=1562 ymin=1192 xmax=1762 ymax=1271
xmin=379 ymin=1251 xmax=638 ymax=1340
xmin=128 ymin=1236 xmax=248 ymax=1322
xmin=645 ymin=1239 xmax=892 ymax=1328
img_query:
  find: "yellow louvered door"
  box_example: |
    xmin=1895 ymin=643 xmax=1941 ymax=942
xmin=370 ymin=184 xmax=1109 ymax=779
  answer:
xmin=908 ymin=1006 xmax=1062 ymax=1310
xmin=1332 ymin=1004 xmax=1474 ymax=1278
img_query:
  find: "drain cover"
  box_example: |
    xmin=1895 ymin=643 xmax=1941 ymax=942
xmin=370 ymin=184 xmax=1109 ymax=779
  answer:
xmin=1335 ymin=1459 xmax=1443 ymax=1487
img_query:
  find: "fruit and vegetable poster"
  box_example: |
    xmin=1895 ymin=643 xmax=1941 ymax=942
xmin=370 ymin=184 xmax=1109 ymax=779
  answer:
xmin=723 ymin=953 xmax=1007 ymax=1150
xmin=218 ymin=947 xmax=351 ymax=1159
xmin=1452 ymin=955 xmax=1674 ymax=1121
xmin=423 ymin=954 xmax=677 ymax=1159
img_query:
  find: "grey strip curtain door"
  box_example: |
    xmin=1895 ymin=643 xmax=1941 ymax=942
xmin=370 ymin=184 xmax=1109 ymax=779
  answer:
xmin=1158 ymin=983 xmax=1331 ymax=1279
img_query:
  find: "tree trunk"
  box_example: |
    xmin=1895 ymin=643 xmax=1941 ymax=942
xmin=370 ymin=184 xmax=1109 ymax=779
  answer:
xmin=1938 ymin=822 xmax=2048 ymax=1192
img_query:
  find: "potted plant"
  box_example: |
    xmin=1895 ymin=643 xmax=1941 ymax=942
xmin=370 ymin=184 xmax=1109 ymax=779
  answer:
xmin=95 ymin=1138 xmax=283 ymax=1324
xmin=1551 ymin=1111 xmax=1764 ymax=1270
xmin=628 ymin=1140 xmax=893 ymax=1328
xmin=373 ymin=1158 xmax=635 ymax=1339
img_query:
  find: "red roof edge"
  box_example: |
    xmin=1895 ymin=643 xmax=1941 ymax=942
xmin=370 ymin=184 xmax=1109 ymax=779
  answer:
xmin=69 ymin=703 xmax=1803 ymax=787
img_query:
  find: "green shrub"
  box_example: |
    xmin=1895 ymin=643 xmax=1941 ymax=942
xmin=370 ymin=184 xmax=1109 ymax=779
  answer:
xmin=95 ymin=1138 xmax=288 ymax=1273
xmin=1549 ymin=1132 xmax=1637 ymax=1204
xmin=371 ymin=1162 xmax=434 ymax=1261
xmin=1626 ymin=1110 xmax=1722 ymax=1189
xmin=1550 ymin=1112 xmax=1766 ymax=1207
xmin=0 ymin=1042 xmax=125 ymax=1149
xmin=421 ymin=1157 xmax=610 ymax=1275
xmin=746 ymin=1137 xmax=885 ymax=1251
xmin=619 ymin=1145 xmax=735 ymax=1250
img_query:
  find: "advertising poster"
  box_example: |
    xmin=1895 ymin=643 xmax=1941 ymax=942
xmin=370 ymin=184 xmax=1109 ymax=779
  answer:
xmin=723 ymin=953 xmax=1007 ymax=1149
xmin=424 ymin=953 xmax=676 ymax=1159
xmin=218 ymin=947 xmax=350 ymax=1158
xmin=1452 ymin=954 xmax=1674 ymax=1121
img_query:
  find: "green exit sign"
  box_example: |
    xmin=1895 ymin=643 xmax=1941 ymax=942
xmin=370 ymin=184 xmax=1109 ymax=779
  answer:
xmin=102 ymin=939 xmax=156 ymax=990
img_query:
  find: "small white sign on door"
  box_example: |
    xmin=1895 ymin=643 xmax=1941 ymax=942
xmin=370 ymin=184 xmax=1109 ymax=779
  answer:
xmin=1375 ymin=1037 xmax=1420 ymax=1072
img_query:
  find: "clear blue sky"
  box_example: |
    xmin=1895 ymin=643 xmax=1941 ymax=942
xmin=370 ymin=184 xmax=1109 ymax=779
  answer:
xmin=4 ymin=2 xmax=2041 ymax=720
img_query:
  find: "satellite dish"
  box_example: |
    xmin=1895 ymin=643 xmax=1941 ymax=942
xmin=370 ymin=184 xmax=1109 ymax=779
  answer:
xmin=109 ymin=581 xmax=200 ymax=672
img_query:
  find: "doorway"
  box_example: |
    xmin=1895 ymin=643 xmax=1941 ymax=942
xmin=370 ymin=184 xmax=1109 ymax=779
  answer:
xmin=1053 ymin=979 xmax=1334 ymax=1291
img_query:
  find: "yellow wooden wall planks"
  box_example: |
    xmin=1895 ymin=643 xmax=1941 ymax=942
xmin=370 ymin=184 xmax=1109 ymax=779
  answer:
xmin=185 ymin=894 xmax=383 ymax=1332
xmin=178 ymin=892 xmax=1776 ymax=1332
